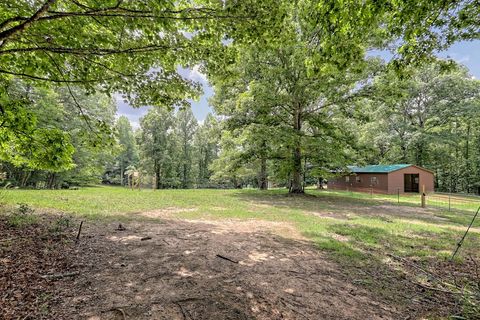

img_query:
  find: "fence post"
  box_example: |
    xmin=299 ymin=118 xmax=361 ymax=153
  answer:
xmin=421 ymin=185 xmax=426 ymax=208
xmin=397 ymin=188 xmax=400 ymax=204
xmin=448 ymin=194 xmax=451 ymax=212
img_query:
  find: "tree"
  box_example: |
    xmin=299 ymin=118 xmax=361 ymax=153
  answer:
xmin=209 ymin=17 xmax=381 ymax=193
xmin=0 ymin=79 xmax=117 ymax=188
xmin=115 ymin=116 xmax=138 ymax=185
xmin=360 ymin=61 xmax=480 ymax=192
xmin=0 ymin=80 xmax=75 ymax=174
xmin=302 ymin=0 xmax=479 ymax=67
xmin=0 ymin=0 xmax=286 ymax=105
xmin=0 ymin=0 xmax=287 ymax=169
xmin=193 ymin=113 xmax=219 ymax=187
xmin=175 ymin=108 xmax=197 ymax=188
xmin=138 ymin=107 xmax=178 ymax=189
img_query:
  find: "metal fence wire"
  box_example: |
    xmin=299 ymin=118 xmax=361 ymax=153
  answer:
xmin=338 ymin=187 xmax=480 ymax=214
xmin=425 ymin=192 xmax=480 ymax=213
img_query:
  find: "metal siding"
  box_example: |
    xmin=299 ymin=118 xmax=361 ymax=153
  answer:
xmin=387 ymin=167 xmax=435 ymax=194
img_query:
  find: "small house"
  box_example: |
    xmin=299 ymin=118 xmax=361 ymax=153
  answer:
xmin=327 ymin=164 xmax=434 ymax=194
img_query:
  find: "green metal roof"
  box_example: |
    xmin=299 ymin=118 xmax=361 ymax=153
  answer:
xmin=347 ymin=164 xmax=411 ymax=173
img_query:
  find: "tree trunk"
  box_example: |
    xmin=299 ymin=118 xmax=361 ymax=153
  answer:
xmin=290 ymin=106 xmax=303 ymax=194
xmin=465 ymin=122 xmax=471 ymax=193
xmin=47 ymin=173 xmax=56 ymax=189
xmin=259 ymin=155 xmax=268 ymax=190
xmin=183 ymin=162 xmax=187 ymax=189
xmin=20 ymin=171 xmax=31 ymax=188
xmin=154 ymin=160 xmax=161 ymax=190
xmin=120 ymin=162 xmax=124 ymax=186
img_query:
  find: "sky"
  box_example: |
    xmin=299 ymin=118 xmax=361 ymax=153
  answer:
xmin=116 ymin=40 xmax=480 ymax=128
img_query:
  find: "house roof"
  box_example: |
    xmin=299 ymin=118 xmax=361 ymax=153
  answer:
xmin=347 ymin=164 xmax=412 ymax=173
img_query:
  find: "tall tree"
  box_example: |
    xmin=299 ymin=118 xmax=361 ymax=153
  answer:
xmin=138 ymin=108 xmax=178 ymax=189
xmin=193 ymin=113 xmax=219 ymax=187
xmin=175 ymin=108 xmax=197 ymax=188
xmin=209 ymin=16 xmax=381 ymax=193
xmin=114 ymin=116 xmax=138 ymax=185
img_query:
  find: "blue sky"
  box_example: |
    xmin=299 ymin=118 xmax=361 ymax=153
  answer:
xmin=117 ymin=40 xmax=480 ymax=127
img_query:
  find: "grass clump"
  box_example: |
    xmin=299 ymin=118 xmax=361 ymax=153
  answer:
xmin=7 ymin=203 xmax=37 ymax=227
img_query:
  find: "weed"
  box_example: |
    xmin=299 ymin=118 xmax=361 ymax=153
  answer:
xmin=7 ymin=212 xmax=38 ymax=227
xmin=17 ymin=203 xmax=34 ymax=215
xmin=48 ymin=216 xmax=72 ymax=234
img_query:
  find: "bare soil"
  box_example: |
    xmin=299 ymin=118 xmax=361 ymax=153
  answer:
xmin=1 ymin=204 xmax=471 ymax=319
xmin=58 ymin=219 xmax=401 ymax=320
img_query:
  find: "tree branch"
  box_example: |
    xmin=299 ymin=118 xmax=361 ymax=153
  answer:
xmin=0 ymin=69 xmax=113 ymax=83
xmin=0 ymin=0 xmax=56 ymax=44
xmin=0 ymin=44 xmax=178 ymax=56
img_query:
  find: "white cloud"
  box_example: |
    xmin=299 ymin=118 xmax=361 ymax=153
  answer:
xmin=188 ymin=65 xmax=208 ymax=83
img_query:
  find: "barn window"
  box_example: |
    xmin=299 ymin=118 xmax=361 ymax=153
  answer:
xmin=371 ymin=176 xmax=377 ymax=185
xmin=345 ymin=176 xmax=350 ymax=182
xmin=356 ymin=176 xmax=361 ymax=183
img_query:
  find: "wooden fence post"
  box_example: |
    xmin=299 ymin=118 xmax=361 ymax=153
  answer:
xmin=421 ymin=185 xmax=426 ymax=208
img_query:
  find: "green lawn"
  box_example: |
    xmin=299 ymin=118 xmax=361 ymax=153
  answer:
xmin=2 ymin=186 xmax=479 ymax=264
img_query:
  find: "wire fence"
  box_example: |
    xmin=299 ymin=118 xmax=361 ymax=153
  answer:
xmin=323 ymin=187 xmax=480 ymax=214
xmin=425 ymin=192 xmax=480 ymax=213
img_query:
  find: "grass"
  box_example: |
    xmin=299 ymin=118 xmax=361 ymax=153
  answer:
xmin=3 ymin=187 xmax=479 ymax=319
xmin=1 ymin=186 xmax=479 ymax=264
xmin=309 ymin=188 xmax=480 ymax=212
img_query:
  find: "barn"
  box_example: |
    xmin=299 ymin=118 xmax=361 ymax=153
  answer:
xmin=327 ymin=164 xmax=434 ymax=194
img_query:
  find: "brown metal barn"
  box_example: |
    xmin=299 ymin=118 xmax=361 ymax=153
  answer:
xmin=327 ymin=164 xmax=434 ymax=194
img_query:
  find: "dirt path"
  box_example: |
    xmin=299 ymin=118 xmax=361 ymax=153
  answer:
xmin=54 ymin=219 xmax=399 ymax=320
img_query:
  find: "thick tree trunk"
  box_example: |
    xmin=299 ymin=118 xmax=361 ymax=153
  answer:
xmin=290 ymin=106 xmax=303 ymax=194
xmin=291 ymin=146 xmax=303 ymax=193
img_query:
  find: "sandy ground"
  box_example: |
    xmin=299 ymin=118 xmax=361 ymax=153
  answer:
xmin=54 ymin=219 xmax=400 ymax=320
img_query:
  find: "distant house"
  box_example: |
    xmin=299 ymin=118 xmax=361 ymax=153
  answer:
xmin=327 ymin=164 xmax=434 ymax=194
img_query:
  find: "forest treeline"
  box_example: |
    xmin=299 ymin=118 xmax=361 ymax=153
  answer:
xmin=1 ymin=59 xmax=479 ymax=193
xmin=1 ymin=0 xmax=479 ymax=194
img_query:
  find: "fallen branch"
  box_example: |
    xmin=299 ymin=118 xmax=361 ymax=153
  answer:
xmin=141 ymin=236 xmax=152 ymax=241
xmin=40 ymin=271 xmax=80 ymax=280
xmin=216 ymin=254 xmax=239 ymax=264
xmin=75 ymin=220 xmax=83 ymax=244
